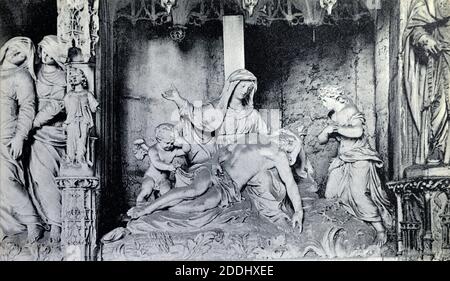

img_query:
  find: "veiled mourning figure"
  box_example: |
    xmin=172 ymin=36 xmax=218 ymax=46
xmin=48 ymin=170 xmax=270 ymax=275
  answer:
xmin=318 ymin=86 xmax=393 ymax=246
xmin=162 ymin=69 xmax=268 ymax=166
xmin=27 ymin=35 xmax=66 ymax=243
xmin=403 ymin=0 xmax=450 ymax=164
xmin=0 ymin=37 xmax=42 ymax=243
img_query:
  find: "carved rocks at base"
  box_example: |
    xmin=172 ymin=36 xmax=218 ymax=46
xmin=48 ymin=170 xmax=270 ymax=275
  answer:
xmin=100 ymin=196 xmax=396 ymax=260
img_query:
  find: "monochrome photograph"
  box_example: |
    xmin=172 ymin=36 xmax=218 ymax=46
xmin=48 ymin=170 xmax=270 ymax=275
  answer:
xmin=0 ymin=0 xmax=449 ymax=264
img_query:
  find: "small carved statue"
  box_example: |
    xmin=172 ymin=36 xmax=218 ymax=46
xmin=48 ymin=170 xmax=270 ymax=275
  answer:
xmin=318 ymin=86 xmax=393 ymax=246
xmin=134 ymin=123 xmax=191 ymax=205
xmin=63 ymin=67 xmax=99 ymax=166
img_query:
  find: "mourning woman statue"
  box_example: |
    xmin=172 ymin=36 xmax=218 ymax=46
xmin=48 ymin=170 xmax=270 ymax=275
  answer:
xmin=403 ymin=0 xmax=450 ymax=164
xmin=162 ymin=69 xmax=268 ymax=166
xmin=318 ymin=86 xmax=393 ymax=246
xmin=0 ymin=37 xmax=42 ymax=243
xmin=27 ymin=35 xmax=66 ymax=243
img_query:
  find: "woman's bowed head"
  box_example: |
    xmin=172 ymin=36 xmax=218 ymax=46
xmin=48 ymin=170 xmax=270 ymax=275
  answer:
xmin=0 ymin=37 xmax=36 ymax=80
xmin=317 ymin=86 xmax=361 ymax=144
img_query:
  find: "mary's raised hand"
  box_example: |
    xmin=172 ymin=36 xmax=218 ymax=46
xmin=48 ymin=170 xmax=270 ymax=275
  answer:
xmin=162 ymin=83 xmax=181 ymax=101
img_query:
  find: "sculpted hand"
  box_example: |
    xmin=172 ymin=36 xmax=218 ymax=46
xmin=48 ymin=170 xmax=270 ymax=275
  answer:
xmin=168 ymin=164 xmax=177 ymax=172
xmin=7 ymin=137 xmax=24 ymax=159
xmin=32 ymin=119 xmax=41 ymax=129
xmin=422 ymin=37 xmax=441 ymax=56
xmin=291 ymin=210 xmax=304 ymax=233
xmin=324 ymin=125 xmax=338 ymax=135
xmin=127 ymin=207 xmax=143 ymax=219
xmin=162 ymin=84 xmax=181 ymax=102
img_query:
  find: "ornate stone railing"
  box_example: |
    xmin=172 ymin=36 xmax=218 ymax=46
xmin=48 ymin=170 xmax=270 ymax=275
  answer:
xmin=387 ymin=175 xmax=450 ymax=260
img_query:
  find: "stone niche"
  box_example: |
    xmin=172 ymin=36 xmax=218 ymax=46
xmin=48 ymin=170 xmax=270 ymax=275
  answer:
xmin=98 ymin=8 xmax=395 ymax=261
xmin=114 ymin=20 xmax=225 ymax=209
xmin=245 ymin=20 xmax=377 ymax=193
xmin=114 ymin=19 xmax=378 ymax=208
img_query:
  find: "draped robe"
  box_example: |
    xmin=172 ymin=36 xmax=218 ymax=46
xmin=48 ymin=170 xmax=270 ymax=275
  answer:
xmin=403 ymin=0 xmax=450 ymax=164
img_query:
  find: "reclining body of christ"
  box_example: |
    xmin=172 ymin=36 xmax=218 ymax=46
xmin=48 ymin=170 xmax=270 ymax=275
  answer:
xmin=127 ymin=133 xmax=304 ymax=233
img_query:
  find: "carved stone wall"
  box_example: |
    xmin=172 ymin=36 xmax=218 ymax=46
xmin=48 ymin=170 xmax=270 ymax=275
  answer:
xmin=114 ymin=21 xmax=225 ymax=207
xmin=244 ymin=21 xmax=377 ymax=191
xmin=0 ymin=0 xmax=57 ymax=46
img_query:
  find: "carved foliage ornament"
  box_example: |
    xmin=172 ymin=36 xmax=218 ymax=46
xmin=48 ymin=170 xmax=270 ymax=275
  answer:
xmin=161 ymin=0 xmax=177 ymax=14
xmin=57 ymin=0 xmax=99 ymax=62
xmin=320 ymin=0 xmax=337 ymax=15
xmin=242 ymin=0 xmax=259 ymax=16
xmin=116 ymin=0 xmax=372 ymax=28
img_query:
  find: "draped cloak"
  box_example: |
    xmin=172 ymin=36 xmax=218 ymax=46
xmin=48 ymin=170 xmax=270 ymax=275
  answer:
xmin=27 ymin=36 xmax=67 ymax=228
xmin=403 ymin=0 xmax=450 ymax=164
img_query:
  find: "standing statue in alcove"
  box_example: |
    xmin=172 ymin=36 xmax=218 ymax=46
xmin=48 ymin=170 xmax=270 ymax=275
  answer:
xmin=27 ymin=35 xmax=67 ymax=243
xmin=63 ymin=67 xmax=99 ymax=169
xmin=403 ymin=0 xmax=450 ymax=165
xmin=0 ymin=37 xmax=42 ymax=243
xmin=317 ymin=86 xmax=393 ymax=246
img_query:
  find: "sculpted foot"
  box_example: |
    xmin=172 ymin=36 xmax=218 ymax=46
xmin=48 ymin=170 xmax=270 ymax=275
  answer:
xmin=50 ymin=225 xmax=62 ymax=244
xmin=26 ymin=225 xmax=43 ymax=244
xmin=375 ymin=231 xmax=387 ymax=247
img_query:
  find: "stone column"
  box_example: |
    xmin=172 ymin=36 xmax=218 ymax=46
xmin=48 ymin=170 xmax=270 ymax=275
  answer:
xmin=395 ymin=192 xmax=404 ymax=255
xmin=423 ymin=191 xmax=434 ymax=260
xmin=57 ymin=0 xmax=100 ymax=261
xmin=374 ymin=0 xmax=391 ymax=178
xmin=56 ymin=177 xmax=99 ymax=261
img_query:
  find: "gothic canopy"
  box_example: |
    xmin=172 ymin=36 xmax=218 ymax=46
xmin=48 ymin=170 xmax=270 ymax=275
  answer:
xmin=113 ymin=0 xmax=377 ymax=41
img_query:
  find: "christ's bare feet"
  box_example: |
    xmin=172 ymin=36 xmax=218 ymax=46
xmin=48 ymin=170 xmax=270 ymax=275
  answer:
xmin=26 ymin=224 xmax=43 ymax=244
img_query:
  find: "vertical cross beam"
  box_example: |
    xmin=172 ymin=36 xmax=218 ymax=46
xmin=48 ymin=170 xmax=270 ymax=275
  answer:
xmin=223 ymin=15 xmax=245 ymax=79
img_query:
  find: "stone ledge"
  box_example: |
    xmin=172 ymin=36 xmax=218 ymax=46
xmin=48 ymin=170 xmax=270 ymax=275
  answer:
xmin=56 ymin=177 xmax=100 ymax=190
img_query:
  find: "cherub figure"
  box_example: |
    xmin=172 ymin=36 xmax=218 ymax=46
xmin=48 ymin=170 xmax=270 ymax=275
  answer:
xmin=134 ymin=123 xmax=191 ymax=205
xmin=63 ymin=67 xmax=99 ymax=165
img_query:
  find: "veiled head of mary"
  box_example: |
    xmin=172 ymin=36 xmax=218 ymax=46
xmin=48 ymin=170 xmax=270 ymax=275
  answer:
xmin=215 ymin=69 xmax=258 ymax=112
xmin=38 ymin=35 xmax=66 ymax=70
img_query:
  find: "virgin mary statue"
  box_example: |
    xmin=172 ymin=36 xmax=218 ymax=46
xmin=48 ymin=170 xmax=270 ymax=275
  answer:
xmin=162 ymin=69 xmax=268 ymax=166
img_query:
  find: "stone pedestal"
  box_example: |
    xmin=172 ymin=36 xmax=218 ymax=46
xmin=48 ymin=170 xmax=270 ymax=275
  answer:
xmin=56 ymin=177 xmax=99 ymax=261
xmin=387 ymin=167 xmax=450 ymax=260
